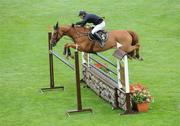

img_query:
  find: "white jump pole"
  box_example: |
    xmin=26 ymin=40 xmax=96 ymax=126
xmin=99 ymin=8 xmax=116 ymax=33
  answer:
xmin=82 ymin=52 xmax=86 ymax=64
xmin=123 ymin=55 xmax=130 ymax=93
xmin=82 ymin=52 xmax=90 ymax=67
xmin=116 ymin=43 xmax=123 ymax=89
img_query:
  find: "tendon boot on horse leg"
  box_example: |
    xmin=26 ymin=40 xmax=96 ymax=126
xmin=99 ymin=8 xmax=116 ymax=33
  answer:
xmin=63 ymin=46 xmax=67 ymax=55
xmin=128 ymin=44 xmax=142 ymax=60
xmin=133 ymin=45 xmax=143 ymax=61
xmin=67 ymin=47 xmax=71 ymax=56
xmin=64 ymin=43 xmax=72 ymax=59
xmin=65 ymin=43 xmax=77 ymax=59
xmin=94 ymin=32 xmax=105 ymax=48
xmin=135 ymin=49 xmax=143 ymax=61
xmin=67 ymin=48 xmax=74 ymax=59
xmin=65 ymin=47 xmax=72 ymax=59
xmin=127 ymin=49 xmax=137 ymax=59
xmin=63 ymin=43 xmax=69 ymax=55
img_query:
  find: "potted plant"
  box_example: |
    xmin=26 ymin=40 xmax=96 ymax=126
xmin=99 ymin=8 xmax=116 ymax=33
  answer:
xmin=130 ymin=83 xmax=153 ymax=112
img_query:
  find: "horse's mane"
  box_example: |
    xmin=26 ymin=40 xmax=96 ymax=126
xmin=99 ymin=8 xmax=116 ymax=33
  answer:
xmin=60 ymin=25 xmax=90 ymax=34
xmin=73 ymin=25 xmax=90 ymax=32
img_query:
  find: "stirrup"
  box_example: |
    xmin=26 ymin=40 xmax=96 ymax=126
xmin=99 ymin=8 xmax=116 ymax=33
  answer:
xmin=98 ymin=41 xmax=105 ymax=48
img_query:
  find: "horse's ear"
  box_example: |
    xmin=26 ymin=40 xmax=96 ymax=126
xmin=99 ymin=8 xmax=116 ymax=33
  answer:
xmin=71 ymin=23 xmax=75 ymax=27
xmin=53 ymin=25 xmax=56 ymax=30
xmin=54 ymin=22 xmax=59 ymax=30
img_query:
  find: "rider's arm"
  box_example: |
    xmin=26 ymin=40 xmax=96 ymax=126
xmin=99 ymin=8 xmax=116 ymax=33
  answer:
xmin=75 ymin=21 xmax=85 ymax=26
xmin=76 ymin=15 xmax=88 ymax=26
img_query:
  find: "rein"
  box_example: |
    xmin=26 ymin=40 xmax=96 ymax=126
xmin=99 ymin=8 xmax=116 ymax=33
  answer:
xmin=58 ymin=26 xmax=89 ymax=41
xmin=74 ymin=26 xmax=89 ymax=35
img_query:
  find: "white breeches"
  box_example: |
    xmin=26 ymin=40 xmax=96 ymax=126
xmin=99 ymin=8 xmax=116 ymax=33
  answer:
xmin=91 ymin=21 xmax=105 ymax=34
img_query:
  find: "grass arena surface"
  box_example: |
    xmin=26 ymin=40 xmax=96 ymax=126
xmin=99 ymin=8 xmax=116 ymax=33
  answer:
xmin=0 ymin=0 xmax=179 ymax=126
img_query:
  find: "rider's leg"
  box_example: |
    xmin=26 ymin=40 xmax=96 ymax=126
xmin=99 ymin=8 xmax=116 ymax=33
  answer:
xmin=91 ymin=21 xmax=105 ymax=47
xmin=94 ymin=32 xmax=103 ymax=42
xmin=91 ymin=21 xmax=105 ymax=35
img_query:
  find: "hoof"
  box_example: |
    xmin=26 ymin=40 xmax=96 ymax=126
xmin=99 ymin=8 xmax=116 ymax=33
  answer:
xmin=138 ymin=57 xmax=144 ymax=61
xmin=127 ymin=55 xmax=133 ymax=60
xmin=70 ymin=55 xmax=74 ymax=59
xmin=136 ymin=44 xmax=140 ymax=49
xmin=65 ymin=56 xmax=69 ymax=60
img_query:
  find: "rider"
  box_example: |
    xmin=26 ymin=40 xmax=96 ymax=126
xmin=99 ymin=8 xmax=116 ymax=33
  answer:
xmin=75 ymin=10 xmax=105 ymax=47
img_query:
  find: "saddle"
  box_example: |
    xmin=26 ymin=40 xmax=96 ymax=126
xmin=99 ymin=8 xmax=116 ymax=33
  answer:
xmin=88 ymin=30 xmax=109 ymax=43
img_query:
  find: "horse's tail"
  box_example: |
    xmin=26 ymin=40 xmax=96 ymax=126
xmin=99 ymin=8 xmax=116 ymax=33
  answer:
xmin=127 ymin=31 xmax=142 ymax=60
xmin=128 ymin=30 xmax=139 ymax=46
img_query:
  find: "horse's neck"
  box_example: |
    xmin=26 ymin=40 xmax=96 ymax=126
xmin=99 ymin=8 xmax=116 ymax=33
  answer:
xmin=75 ymin=26 xmax=90 ymax=33
xmin=61 ymin=26 xmax=71 ymax=33
xmin=62 ymin=26 xmax=90 ymax=39
xmin=60 ymin=26 xmax=73 ymax=38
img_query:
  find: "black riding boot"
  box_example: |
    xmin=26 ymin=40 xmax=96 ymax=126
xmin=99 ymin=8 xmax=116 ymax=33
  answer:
xmin=94 ymin=32 xmax=105 ymax=48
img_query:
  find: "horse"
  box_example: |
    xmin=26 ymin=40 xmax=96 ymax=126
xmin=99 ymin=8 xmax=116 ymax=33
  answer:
xmin=51 ymin=22 xmax=142 ymax=60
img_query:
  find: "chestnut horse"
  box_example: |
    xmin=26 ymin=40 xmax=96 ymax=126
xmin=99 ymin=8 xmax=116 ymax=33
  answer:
xmin=51 ymin=22 xmax=142 ymax=60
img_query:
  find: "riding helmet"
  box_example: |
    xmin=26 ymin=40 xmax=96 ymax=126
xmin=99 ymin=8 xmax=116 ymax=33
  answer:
xmin=78 ymin=10 xmax=87 ymax=16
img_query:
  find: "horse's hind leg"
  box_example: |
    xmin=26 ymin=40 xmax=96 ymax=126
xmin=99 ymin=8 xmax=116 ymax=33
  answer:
xmin=127 ymin=51 xmax=135 ymax=59
xmin=132 ymin=44 xmax=144 ymax=60
xmin=122 ymin=43 xmax=140 ymax=60
xmin=126 ymin=43 xmax=140 ymax=53
xmin=135 ymin=48 xmax=143 ymax=61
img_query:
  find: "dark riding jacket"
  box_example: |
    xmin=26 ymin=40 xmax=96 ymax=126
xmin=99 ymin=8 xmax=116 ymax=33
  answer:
xmin=76 ymin=14 xmax=103 ymax=27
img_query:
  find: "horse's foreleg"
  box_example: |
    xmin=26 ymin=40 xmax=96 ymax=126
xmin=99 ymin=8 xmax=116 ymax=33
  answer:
xmin=66 ymin=43 xmax=83 ymax=51
xmin=67 ymin=48 xmax=71 ymax=56
xmin=63 ymin=43 xmax=69 ymax=55
xmin=65 ymin=43 xmax=82 ymax=59
xmin=63 ymin=46 xmax=67 ymax=55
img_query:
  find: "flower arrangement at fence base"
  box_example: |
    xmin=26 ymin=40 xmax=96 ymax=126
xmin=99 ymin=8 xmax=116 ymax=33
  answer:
xmin=130 ymin=83 xmax=153 ymax=112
